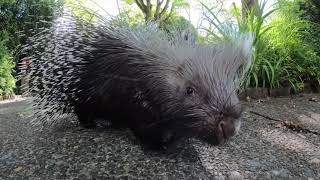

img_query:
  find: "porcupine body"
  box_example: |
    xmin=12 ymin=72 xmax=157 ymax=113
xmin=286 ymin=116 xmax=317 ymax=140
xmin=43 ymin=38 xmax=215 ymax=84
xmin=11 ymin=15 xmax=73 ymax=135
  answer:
xmin=23 ymin=10 xmax=253 ymax=149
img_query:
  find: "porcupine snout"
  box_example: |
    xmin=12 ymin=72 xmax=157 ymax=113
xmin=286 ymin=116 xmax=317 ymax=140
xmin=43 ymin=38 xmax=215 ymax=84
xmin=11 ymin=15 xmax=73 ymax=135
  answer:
xmin=198 ymin=102 xmax=243 ymax=145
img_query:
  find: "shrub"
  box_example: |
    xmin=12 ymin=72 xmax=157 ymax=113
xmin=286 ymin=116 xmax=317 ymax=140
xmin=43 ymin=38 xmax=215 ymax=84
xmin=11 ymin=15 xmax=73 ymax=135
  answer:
xmin=0 ymin=0 xmax=64 ymax=95
xmin=201 ymin=0 xmax=277 ymax=88
xmin=0 ymin=34 xmax=16 ymax=97
xmin=201 ymin=0 xmax=320 ymax=91
xmin=264 ymin=0 xmax=320 ymax=90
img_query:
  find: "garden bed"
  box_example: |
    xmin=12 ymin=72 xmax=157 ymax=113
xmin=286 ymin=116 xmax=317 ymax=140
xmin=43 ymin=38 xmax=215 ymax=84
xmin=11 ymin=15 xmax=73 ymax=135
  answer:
xmin=239 ymin=83 xmax=320 ymax=100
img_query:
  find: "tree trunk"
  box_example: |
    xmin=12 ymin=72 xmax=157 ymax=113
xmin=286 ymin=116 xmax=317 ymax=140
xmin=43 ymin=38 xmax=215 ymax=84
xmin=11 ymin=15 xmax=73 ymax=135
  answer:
xmin=241 ymin=0 xmax=258 ymax=21
xmin=134 ymin=0 xmax=172 ymax=23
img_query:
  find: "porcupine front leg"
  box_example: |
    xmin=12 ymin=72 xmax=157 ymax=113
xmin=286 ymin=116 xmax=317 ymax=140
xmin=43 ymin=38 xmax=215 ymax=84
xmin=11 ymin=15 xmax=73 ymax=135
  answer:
xmin=74 ymin=105 xmax=97 ymax=129
xmin=131 ymin=123 xmax=165 ymax=150
xmin=132 ymin=115 xmax=181 ymax=150
xmin=128 ymin=106 xmax=169 ymax=150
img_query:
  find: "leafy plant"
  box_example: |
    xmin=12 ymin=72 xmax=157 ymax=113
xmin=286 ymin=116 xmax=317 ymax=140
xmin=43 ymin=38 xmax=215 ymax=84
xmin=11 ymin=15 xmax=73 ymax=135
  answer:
xmin=65 ymin=0 xmax=100 ymax=23
xmin=265 ymin=0 xmax=320 ymax=89
xmin=0 ymin=34 xmax=16 ymax=97
xmin=201 ymin=0 xmax=320 ymax=91
xmin=114 ymin=5 xmax=197 ymax=40
xmin=200 ymin=0 xmax=277 ymax=88
xmin=0 ymin=0 xmax=64 ymax=53
xmin=122 ymin=0 xmax=190 ymax=22
xmin=0 ymin=0 xmax=63 ymax=95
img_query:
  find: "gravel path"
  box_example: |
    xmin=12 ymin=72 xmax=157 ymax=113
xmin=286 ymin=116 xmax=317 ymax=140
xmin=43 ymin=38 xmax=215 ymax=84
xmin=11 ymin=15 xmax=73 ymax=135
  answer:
xmin=0 ymin=94 xmax=319 ymax=179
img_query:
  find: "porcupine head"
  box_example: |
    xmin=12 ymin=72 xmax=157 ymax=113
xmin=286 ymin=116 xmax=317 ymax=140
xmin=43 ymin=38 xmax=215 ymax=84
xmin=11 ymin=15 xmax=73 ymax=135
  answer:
xmin=146 ymin=34 xmax=253 ymax=146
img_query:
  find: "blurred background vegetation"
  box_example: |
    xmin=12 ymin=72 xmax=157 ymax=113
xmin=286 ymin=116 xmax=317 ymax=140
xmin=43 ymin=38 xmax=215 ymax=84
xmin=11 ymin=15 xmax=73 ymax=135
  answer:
xmin=0 ymin=0 xmax=319 ymax=98
xmin=0 ymin=0 xmax=63 ymax=97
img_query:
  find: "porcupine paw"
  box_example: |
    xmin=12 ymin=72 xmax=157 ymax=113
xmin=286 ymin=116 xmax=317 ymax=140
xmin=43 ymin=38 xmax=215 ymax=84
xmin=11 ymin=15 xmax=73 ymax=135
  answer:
xmin=78 ymin=116 xmax=97 ymax=129
xmin=132 ymin=128 xmax=170 ymax=150
xmin=141 ymin=134 xmax=178 ymax=151
xmin=79 ymin=121 xmax=97 ymax=129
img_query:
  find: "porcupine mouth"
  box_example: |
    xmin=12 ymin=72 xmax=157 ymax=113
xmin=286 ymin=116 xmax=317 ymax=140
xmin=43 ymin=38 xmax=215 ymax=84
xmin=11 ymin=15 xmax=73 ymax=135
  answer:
xmin=219 ymin=122 xmax=228 ymax=143
xmin=199 ymin=119 xmax=239 ymax=145
xmin=199 ymin=129 xmax=225 ymax=145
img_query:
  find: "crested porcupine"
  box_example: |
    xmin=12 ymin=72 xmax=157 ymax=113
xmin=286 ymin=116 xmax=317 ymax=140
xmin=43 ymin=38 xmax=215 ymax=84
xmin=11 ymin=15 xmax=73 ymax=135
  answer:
xmin=21 ymin=9 xmax=253 ymax=149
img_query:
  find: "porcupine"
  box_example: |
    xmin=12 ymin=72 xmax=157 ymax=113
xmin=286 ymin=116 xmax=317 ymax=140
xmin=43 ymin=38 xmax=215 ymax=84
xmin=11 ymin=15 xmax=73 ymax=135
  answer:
xmin=21 ymin=9 xmax=253 ymax=149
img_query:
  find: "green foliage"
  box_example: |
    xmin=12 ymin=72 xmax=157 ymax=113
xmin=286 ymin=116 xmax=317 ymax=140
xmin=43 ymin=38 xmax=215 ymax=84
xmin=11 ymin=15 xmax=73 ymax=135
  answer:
xmin=123 ymin=0 xmax=190 ymax=9
xmin=299 ymin=0 xmax=320 ymax=23
xmin=121 ymin=0 xmax=189 ymax=22
xmin=123 ymin=0 xmax=135 ymax=4
xmin=115 ymin=7 xmax=197 ymax=39
xmin=240 ymin=1 xmax=294 ymax=89
xmin=115 ymin=8 xmax=145 ymax=27
xmin=0 ymin=0 xmax=63 ymax=96
xmin=201 ymin=0 xmax=320 ymax=90
xmin=65 ymin=0 xmax=99 ymax=23
xmin=174 ymin=0 xmax=190 ymax=8
xmin=201 ymin=0 xmax=277 ymax=88
xmin=299 ymin=0 xmax=320 ymax=82
xmin=0 ymin=0 xmax=64 ymax=52
xmin=0 ymin=34 xmax=16 ymax=97
xmin=160 ymin=13 xmax=197 ymax=40
xmin=264 ymin=0 xmax=320 ymax=89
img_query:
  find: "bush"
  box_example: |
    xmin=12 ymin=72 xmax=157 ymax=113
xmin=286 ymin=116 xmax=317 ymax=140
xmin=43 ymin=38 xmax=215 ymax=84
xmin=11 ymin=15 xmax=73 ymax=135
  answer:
xmin=201 ymin=0 xmax=277 ymax=88
xmin=0 ymin=34 xmax=16 ymax=97
xmin=113 ymin=4 xmax=198 ymax=41
xmin=263 ymin=0 xmax=320 ymax=90
xmin=0 ymin=0 xmax=64 ymax=95
xmin=0 ymin=0 xmax=64 ymax=52
xmin=201 ymin=0 xmax=320 ymax=91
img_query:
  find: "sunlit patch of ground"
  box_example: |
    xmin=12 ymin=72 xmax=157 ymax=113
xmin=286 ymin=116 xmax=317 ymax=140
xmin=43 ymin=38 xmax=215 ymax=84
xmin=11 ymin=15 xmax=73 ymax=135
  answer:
xmin=258 ymin=128 xmax=320 ymax=157
xmin=298 ymin=112 xmax=320 ymax=132
xmin=0 ymin=96 xmax=27 ymax=105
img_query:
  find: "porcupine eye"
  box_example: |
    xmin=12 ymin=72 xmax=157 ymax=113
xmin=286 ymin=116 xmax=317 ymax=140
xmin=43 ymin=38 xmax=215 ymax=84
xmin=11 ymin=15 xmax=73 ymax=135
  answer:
xmin=186 ymin=87 xmax=195 ymax=95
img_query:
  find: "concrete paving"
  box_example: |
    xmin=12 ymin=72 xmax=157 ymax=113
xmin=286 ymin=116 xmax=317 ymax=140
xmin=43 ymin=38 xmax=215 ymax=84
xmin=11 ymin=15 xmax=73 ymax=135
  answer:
xmin=0 ymin=94 xmax=319 ymax=179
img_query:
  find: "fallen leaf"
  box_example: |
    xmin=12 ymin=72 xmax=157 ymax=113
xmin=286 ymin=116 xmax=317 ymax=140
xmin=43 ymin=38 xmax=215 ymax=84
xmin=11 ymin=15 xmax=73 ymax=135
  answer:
xmin=14 ymin=166 xmax=23 ymax=172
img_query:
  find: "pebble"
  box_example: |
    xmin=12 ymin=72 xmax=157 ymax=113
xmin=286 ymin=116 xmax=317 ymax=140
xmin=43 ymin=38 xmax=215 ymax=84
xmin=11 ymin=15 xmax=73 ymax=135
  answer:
xmin=309 ymin=158 xmax=320 ymax=165
xmin=206 ymin=164 xmax=215 ymax=170
xmin=52 ymin=154 xmax=63 ymax=159
xmin=93 ymin=137 xmax=103 ymax=142
xmin=228 ymin=171 xmax=243 ymax=180
xmin=304 ymin=168 xmax=314 ymax=177
xmin=297 ymin=134 xmax=306 ymax=139
xmin=247 ymin=160 xmax=261 ymax=171
xmin=55 ymin=160 xmax=64 ymax=166
xmin=14 ymin=166 xmax=23 ymax=172
xmin=215 ymin=175 xmax=225 ymax=180
xmin=271 ymin=169 xmax=291 ymax=178
xmin=265 ymin=172 xmax=271 ymax=179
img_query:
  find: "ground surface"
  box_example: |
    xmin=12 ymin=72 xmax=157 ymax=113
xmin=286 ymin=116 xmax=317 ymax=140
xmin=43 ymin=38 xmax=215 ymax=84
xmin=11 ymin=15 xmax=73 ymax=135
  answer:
xmin=0 ymin=94 xmax=319 ymax=179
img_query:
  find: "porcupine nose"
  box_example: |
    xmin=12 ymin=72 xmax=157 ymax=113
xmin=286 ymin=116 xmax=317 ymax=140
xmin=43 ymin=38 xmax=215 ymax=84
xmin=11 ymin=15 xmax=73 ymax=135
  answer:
xmin=218 ymin=119 xmax=236 ymax=140
xmin=200 ymin=114 xmax=240 ymax=145
xmin=215 ymin=105 xmax=242 ymax=144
